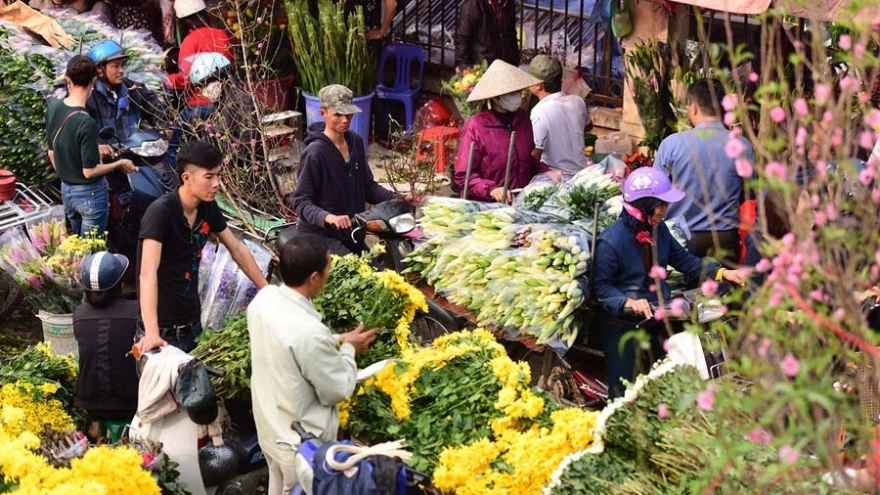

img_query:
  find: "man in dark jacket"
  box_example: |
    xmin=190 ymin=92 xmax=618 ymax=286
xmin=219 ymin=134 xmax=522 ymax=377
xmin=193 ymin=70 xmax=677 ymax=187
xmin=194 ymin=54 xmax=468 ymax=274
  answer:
xmin=455 ymin=0 xmax=519 ymax=68
xmin=292 ymin=84 xmax=400 ymax=255
xmin=86 ymin=40 xmax=169 ymax=155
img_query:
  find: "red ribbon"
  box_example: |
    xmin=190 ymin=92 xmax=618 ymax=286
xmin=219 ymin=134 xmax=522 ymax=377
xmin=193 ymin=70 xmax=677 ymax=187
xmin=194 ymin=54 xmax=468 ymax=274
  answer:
xmin=636 ymin=231 xmax=655 ymax=246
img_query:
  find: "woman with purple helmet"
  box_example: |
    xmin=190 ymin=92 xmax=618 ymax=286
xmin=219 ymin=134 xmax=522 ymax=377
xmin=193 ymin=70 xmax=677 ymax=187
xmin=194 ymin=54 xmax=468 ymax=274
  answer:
xmin=591 ymin=167 xmax=748 ymax=399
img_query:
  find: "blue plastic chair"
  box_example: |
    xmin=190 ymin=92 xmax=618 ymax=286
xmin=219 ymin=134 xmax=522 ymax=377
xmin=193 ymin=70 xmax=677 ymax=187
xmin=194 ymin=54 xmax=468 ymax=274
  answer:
xmin=376 ymin=42 xmax=425 ymax=130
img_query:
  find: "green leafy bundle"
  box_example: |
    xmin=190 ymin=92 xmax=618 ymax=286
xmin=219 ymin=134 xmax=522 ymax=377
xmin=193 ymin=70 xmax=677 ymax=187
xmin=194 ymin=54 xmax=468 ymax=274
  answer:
xmin=549 ymin=362 xmax=836 ymax=494
xmin=559 ymin=182 xmax=622 ymax=221
xmin=0 ymin=29 xmax=53 ymax=184
xmin=312 ymin=254 xmax=409 ymax=368
xmin=0 ymin=342 xmax=83 ymax=428
xmin=348 ymin=350 xmax=501 ymax=472
xmin=285 ymin=0 xmax=377 ymax=96
xmin=345 ymin=330 xmax=560 ymax=474
xmin=191 ymin=314 xmax=251 ymax=400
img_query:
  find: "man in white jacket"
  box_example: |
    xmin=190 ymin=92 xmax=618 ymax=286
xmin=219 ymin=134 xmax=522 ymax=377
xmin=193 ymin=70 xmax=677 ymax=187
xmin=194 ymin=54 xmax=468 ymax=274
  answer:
xmin=247 ymin=233 xmax=377 ymax=495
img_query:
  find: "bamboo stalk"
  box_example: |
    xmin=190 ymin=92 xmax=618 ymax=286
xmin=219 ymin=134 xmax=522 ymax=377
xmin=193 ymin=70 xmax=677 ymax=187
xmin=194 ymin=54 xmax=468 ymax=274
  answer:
xmin=501 ymin=130 xmax=516 ymax=205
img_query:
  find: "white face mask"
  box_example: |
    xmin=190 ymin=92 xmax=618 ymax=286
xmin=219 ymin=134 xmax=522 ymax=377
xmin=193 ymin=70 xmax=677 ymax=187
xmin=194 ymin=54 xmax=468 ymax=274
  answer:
xmin=201 ymin=81 xmax=223 ymax=103
xmin=493 ymin=92 xmax=522 ymax=112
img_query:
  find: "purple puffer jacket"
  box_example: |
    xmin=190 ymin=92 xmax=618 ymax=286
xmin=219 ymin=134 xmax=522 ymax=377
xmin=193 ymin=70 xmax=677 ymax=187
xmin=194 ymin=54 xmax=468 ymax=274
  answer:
xmin=453 ymin=109 xmax=548 ymax=202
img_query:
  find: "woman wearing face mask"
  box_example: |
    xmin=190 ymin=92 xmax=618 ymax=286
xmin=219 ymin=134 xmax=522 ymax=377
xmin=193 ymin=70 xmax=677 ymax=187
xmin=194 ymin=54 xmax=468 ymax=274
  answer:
xmin=453 ymin=60 xmax=560 ymax=203
xmin=591 ymin=167 xmax=748 ymax=399
xmin=187 ymin=53 xmax=262 ymax=166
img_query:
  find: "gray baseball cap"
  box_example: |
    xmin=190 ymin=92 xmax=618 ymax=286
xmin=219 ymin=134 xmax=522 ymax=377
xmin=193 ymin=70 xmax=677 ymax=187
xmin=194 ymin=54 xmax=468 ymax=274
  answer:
xmin=528 ymin=55 xmax=563 ymax=83
xmin=318 ymin=84 xmax=362 ymax=115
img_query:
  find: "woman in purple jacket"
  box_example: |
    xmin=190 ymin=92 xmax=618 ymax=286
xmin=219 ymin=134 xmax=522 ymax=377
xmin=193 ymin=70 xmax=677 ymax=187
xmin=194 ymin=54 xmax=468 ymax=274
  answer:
xmin=453 ymin=60 xmax=560 ymax=203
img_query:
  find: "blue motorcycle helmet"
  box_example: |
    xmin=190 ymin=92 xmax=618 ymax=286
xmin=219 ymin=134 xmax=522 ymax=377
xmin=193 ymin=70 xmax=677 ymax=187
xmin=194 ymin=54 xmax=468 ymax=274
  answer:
xmin=188 ymin=52 xmax=231 ymax=86
xmin=81 ymin=251 xmax=129 ymax=292
xmin=89 ymin=40 xmax=129 ymax=66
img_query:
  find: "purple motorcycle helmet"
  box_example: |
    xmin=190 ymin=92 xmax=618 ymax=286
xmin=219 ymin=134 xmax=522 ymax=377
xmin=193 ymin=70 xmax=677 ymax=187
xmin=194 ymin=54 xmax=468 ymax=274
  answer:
xmin=623 ymin=167 xmax=686 ymax=204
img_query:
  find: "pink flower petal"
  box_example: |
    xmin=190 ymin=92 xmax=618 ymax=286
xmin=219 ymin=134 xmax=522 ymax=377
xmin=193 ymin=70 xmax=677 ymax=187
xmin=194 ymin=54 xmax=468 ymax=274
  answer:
xmin=765 ymin=161 xmax=786 ymax=180
xmin=793 ymin=98 xmax=809 ymax=117
xmin=778 ymin=445 xmax=799 ymax=465
xmin=725 ymin=137 xmax=746 ymax=159
xmin=735 ymin=158 xmax=754 ymax=178
xmin=658 ymin=403 xmax=669 ymax=419
xmin=649 ymin=265 xmax=668 ymax=280
xmin=701 ymin=279 xmax=718 ymax=297
xmin=769 ymin=106 xmax=786 ymax=123
xmin=722 ymin=94 xmax=739 ymax=111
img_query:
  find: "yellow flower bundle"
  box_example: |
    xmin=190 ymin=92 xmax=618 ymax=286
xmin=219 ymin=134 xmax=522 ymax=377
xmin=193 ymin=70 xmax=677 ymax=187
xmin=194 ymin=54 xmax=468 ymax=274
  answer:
xmin=433 ymin=408 xmax=598 ymax=495
xmin=344 ymin=328 xmax=599 ymax=486
xmin=0 ymin=381 xmax=73 ymax=435
xmin=0 ymin=406 xmax=161 ymax=494
xmin=313 ymin=253 xmax=428 ymax=368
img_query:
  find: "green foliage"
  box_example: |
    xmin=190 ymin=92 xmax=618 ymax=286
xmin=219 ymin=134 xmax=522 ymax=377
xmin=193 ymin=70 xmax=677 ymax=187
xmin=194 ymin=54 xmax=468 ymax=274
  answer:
xmin=0 ymin=30 xmax=53 ymax=184
xmin=348 ymin=353 xmax=500 ymax=472
xmin=191 ymin=314 xmax=251 ymax=400
xmin=285 ymin=0 xmax=377 ymax=96
xmin=552 ymin=449 xmax=638 ymax=495
xmin=152 ymin=454 xmax=191 ymax=495
xmin=559 ymin=182 xmax=621 ymax=221
xmin=0 ymin=343 xmax=84 ymax=429
xmin=312 ymin=254 xmax=408 ymax=368
xmin=624 ymin=39 xmax=682 ymax=154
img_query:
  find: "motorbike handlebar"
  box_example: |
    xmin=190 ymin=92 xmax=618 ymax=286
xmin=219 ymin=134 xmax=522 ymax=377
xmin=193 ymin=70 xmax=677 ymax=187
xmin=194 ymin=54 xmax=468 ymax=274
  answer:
xmin=291 ymin=421 xmax=317 ymax=442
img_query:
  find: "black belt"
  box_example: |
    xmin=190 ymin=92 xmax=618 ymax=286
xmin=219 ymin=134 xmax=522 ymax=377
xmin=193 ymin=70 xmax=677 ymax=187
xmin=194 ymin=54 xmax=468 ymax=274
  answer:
xmin=159 ymin=321 xmax=198 ymax=339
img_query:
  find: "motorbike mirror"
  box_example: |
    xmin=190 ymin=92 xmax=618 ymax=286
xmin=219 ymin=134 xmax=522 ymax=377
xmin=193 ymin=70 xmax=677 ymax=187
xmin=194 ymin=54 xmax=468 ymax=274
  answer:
xmin=697 ymin=299 xmax=725 ymax=323
xmin=98 ymin=126 xmax=116 ymax=140
xmin=389 ymin=213 xmax=415 ymax=234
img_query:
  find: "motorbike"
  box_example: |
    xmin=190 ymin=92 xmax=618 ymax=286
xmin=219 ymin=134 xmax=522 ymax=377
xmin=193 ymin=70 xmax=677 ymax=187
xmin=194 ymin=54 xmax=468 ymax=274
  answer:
xmin=350 ymin=199 xmax=463 ymax=344
xmin=98 ymin=126 xmax=179 ymax=263
xmin=129 ymin=348 xmax=269 ymax=495
xmin=283 ymin=421 xmax=432 ymax=495
xmin=271 ymin=199 xmax=463 ymax=345
xmin=550 ymin=284 xmax=733 ymax=408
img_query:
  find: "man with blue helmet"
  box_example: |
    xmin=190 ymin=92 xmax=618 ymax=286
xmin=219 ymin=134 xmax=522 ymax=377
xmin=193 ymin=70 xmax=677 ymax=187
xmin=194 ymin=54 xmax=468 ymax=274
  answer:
xmin=86 ymin=40 xmax=169 ymax=157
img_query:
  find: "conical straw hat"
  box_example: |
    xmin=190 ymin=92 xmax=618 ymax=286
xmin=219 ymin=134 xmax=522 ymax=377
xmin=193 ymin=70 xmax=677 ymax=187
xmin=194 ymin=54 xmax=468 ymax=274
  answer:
xmin=466 ymin=60 xmax=543 ymax=102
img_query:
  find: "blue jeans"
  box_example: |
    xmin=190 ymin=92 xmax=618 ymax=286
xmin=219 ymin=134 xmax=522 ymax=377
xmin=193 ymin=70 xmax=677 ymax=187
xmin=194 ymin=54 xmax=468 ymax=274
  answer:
xmin=62 ymin=179 xmax=109 ymax=237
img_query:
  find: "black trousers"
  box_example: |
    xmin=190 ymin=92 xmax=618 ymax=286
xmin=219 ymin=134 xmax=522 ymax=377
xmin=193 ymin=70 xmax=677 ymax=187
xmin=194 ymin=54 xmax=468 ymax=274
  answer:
xmin=686 ymin=229 xmax=741 ymax=266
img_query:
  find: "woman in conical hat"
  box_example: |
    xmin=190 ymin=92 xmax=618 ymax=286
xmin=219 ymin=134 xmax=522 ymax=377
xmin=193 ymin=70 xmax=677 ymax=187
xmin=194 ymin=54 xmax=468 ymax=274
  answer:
xmin=452 ymin=60 xmax=562 ymax=202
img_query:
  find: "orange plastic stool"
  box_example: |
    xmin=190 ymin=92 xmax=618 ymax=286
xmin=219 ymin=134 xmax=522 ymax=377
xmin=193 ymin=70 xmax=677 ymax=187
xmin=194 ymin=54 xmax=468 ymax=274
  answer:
xmin=415 ymin=125 xmax=459 ymax=173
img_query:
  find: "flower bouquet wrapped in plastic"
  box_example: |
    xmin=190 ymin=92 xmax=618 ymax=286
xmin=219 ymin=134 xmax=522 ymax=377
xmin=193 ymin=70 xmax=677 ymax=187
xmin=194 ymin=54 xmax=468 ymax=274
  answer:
xmin=26 ymin=207 xmax=67 ymax=256
xmin=441 ymin=60 xmax=489 ymax=121
xmin=228 ymin=240 xmax=272 ymax=314
xmin=198 ymin=241 xmax=218 ymax=298
xmin=200 ymin=244 xmax=241 ymax=330
xmin=0 ymin=227 xmax=67 ymax=313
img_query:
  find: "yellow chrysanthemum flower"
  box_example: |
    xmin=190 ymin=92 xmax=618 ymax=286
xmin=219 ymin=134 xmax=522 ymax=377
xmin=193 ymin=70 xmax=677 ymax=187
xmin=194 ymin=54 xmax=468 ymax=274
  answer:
xmin=0 ymin=381 xmax=73 ymax=435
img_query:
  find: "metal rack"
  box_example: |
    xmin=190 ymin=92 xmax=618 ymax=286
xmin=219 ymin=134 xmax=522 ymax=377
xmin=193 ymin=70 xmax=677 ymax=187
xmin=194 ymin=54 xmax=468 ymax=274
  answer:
xmin=0 ymin=183 xmax=57 ymax=233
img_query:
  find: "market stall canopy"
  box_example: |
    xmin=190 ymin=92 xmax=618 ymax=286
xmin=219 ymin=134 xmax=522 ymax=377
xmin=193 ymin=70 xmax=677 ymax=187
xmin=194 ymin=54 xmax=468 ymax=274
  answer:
xmin=672 ymin=0 xmax=880 ymax=22
xmin=0 ymin=1 xmax=72 ymax=48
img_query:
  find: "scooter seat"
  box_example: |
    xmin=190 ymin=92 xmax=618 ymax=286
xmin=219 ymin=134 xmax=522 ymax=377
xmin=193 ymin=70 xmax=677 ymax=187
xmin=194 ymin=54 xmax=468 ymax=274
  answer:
xmin=276 ymin=226 xmax=298 ymax=254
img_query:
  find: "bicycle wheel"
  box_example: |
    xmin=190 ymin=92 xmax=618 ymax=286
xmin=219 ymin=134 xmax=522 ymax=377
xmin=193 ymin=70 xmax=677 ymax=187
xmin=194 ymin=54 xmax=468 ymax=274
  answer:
xmin=410 ymin=315 xmax=452 ymax=347
xmin=410 ymin=299 xmax=459 ymax=346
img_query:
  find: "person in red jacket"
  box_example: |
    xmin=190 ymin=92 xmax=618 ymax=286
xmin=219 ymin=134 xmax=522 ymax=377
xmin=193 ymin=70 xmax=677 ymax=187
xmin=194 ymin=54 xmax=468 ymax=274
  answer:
xmin=453 ymin=60 xmax=560 ymax=203
xmin=165 ymin=0 xmax=234 ymax=124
